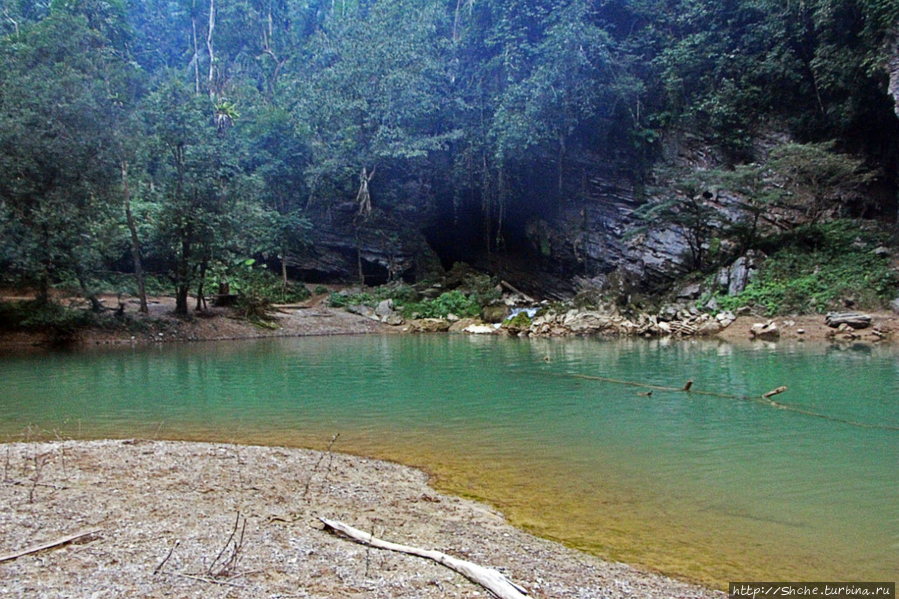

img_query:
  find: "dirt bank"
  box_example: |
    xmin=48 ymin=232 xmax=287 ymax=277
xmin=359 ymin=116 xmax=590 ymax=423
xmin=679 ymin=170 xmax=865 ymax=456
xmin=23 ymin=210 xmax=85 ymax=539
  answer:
xmin=0 ymin=292 xmax=393 ymax=350
xmin=0 ymin=440 xmax=720 ymax=598
xmin=716 ymin=312 xmax=898 ymax=344
xmin=2 ymin=289 xmax=897 ymax=349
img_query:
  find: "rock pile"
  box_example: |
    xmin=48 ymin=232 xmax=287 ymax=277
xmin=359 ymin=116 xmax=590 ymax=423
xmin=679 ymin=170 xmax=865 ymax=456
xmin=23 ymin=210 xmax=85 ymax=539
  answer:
xmin=406 ymin=306 xmax=740 ymax=339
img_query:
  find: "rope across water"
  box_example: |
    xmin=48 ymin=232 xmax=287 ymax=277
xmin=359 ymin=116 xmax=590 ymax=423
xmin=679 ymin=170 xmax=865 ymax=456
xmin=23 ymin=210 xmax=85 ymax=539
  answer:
xmin=546 ymin=372 xmax=899 ymax=432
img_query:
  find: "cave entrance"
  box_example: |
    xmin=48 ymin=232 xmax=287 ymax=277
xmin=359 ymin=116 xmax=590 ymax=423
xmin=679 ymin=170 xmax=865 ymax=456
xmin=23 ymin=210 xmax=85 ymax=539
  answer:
xmin=359 ymin=257 xmax=390 ymax=286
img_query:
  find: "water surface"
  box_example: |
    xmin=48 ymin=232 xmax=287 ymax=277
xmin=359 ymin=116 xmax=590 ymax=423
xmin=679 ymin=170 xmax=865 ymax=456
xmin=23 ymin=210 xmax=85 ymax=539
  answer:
xmin=1 ymin=335 xmax=897 ymax=586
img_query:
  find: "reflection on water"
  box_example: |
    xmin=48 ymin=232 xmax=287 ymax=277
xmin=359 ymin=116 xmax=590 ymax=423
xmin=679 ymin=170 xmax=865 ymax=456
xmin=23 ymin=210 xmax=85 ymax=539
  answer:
xmin=1 ymin=335 xmax=897 ymax=587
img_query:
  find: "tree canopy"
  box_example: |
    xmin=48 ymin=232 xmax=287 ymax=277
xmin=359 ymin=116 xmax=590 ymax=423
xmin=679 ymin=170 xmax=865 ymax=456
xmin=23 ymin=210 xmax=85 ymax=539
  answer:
xmin=1 ymin=0 xmax=896 ymax=306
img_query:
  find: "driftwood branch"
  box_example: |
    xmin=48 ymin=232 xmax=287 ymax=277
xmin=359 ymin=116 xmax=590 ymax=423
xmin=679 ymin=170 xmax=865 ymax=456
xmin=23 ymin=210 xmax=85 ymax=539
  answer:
xmin=319 ymin=517 xmax=528 ymax=599
xmin=0 ymin=528 xmax=101 ymax=563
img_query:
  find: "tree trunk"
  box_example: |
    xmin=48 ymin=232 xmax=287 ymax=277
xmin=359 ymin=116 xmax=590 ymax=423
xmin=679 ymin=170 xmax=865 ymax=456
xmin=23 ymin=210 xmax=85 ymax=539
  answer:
xmin=191 ymin=14 xmax=200 ymax=95
xmin=281 ymin=256 xmax=288 ymax=302
xmin=206 ymin=0 xmax=216 ymax=98
xmin=175 ymin=233 xmax=192 ymax=316
xmin=558 ymin=133 xmax=565 ymax=197
xmin=122 ymin=161 xmax=148 ymax=314
xmin=176 ymin=284 xmax=190 ymax=316
xmin=74 ymin=261 xmax=103 ymax=312
xmin=195 ymin=257 xmax=208 ymax=311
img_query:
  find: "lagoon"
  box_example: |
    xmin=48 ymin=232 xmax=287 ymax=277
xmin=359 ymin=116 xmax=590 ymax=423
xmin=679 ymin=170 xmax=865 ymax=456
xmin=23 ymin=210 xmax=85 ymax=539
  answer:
xmin=1 ymin=335 xmax=897 ymax=586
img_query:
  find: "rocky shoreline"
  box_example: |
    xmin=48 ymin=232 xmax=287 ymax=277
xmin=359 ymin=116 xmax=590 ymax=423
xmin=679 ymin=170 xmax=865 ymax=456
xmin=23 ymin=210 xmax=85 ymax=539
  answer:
xmin=0 ymin=439 xmax=722 ymax=598
xmin=397 ymin=306 xmax=897 ymax=344
xmin=2 ymin=287 xmax=898 ymax=349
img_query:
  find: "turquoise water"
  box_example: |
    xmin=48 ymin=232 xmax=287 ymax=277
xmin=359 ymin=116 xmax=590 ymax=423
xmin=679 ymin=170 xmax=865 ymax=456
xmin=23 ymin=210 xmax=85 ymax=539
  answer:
xmin=1 ymin=335 xmax=897 ymax=586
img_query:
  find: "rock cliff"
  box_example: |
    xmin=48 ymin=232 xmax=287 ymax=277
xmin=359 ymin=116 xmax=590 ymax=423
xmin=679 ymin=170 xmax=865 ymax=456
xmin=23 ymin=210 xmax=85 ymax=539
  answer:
xmin=289 ymin=202 xmax=442 ymax=285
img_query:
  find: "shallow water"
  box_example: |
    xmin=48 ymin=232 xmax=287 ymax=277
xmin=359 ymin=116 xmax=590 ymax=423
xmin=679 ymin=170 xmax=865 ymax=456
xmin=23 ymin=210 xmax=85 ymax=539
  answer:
xmin=1 ymin=335 xmax=897 ymax=586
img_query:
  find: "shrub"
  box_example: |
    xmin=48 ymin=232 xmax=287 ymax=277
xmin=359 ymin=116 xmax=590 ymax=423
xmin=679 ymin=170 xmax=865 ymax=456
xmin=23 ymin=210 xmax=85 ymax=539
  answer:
xmin=715 ymin=220 xmax=899 ymax=314
xmin=401 ymin=290 xmax=480 ymax=319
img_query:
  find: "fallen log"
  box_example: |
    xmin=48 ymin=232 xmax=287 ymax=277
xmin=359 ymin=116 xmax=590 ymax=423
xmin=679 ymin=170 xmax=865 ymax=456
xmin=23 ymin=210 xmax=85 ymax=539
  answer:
xmin=319 ymin=517 xmax=528 ymax=599
xmin=500 ymin=280 xmax=536 ymax=304
xmin=0 ymin=528 xmax=101 ymax=563
xmin=824 ymin=312 xmax=872 ymax=329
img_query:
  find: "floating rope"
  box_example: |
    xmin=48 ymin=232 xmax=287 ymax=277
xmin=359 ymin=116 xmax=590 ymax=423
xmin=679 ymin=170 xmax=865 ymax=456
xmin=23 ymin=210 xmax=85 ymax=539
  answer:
xmin=547 ymin=372 xmax=899 ymax=432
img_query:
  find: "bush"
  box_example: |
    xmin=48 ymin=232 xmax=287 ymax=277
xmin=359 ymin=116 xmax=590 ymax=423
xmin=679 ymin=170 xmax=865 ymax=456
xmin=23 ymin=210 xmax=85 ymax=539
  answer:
xmin=715 ymin=220 xmax=899 ymax=315
xmin=401 ymin=290 xmax=480 ymax=319
xmin=224 ymin=265 xmax=311 ymax=305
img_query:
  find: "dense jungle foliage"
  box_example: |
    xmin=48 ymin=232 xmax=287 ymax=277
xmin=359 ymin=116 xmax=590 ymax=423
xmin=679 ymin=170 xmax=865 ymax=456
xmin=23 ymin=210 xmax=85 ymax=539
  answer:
xmin=0 ymin=0 xmax=897 ymax=314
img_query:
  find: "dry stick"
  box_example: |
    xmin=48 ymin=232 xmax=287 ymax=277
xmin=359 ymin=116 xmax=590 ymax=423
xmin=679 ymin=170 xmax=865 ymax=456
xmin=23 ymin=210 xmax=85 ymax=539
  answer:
xmin=320 ymin=518 xmax=528 ymax=599
xmin=208 ymin=512 xmax=242 ymax=578
xmin=29 ymin=453 xmax=49 ymax=503
xmin=0 ymin=528 xmax=101 ymax=563
xmin=364 ymin=522 xmax=375 ymax=579
xmin=175 ymin=573 xmax=245 ymax=588
xmin=320 ymin=433 xmax=341 ymax=494
xmin=219 ymin=517 xmax=247 ymax=577
xmin=302 ymin=433 xmax=340 ymax=500
xmin=153 ymin=539 xmax=180 ymax=575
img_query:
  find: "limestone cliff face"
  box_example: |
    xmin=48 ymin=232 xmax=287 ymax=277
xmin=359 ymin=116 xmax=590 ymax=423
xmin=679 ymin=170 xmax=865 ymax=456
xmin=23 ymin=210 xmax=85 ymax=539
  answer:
xmin=523 ymin=168 xmax=691 ymax=296
xmin=289 ymin=203 xmax=441 ymax=285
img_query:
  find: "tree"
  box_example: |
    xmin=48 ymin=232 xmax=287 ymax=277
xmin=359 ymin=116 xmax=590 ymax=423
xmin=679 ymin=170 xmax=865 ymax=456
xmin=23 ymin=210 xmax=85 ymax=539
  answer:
xmin=637 ymin=176 xmax=722 ymax=271
xmin=0 ymin=2 xmax=139 ymax=305
xmin=699 ymin=163 xmax=786 ymax=253
xmin=293 ymin=0 xmax=457 ymax=210
xmin=142 ymin=79 xmax=254 ymax=314
xmin=768 ymin=141 xmax=874 ymax=224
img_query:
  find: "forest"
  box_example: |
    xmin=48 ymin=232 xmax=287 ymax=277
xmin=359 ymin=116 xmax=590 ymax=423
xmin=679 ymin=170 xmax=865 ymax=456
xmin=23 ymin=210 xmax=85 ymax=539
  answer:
xmin=1 ymin=0 xmax=898 ymax=318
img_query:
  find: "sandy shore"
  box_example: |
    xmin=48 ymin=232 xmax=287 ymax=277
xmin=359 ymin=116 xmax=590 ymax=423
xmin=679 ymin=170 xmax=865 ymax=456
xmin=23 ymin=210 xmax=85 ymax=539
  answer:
xmin=0 ymin=440 xmax=721 ymax=598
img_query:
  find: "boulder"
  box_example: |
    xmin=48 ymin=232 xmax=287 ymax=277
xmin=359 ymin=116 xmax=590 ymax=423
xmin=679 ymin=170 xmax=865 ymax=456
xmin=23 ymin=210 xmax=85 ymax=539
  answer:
xmin=481 ymin=304 xmax=511 ymax=323
xmin=714 ymin=251 xmax=764 ymax=296
xmin=409 ymin=318 xmax=451 ymax=333
xmin=384 ymin=313 xmax=405 ymax=326
xmin=716 ymin=311 xmax=736 ymax=328
xmin=891 ymin=298 xmax=899 ymax=315
xmin=562 ymin=311 xmax=611 ymax=333
xmin=375 ymin=299 xmax=394 ymax=319
xmin=675 ymin=282 xmax=702 ymax=300
xmin=750 ymin=321 xmax=779 ymax=340
xmin=698 ymin=320 xmax=722 ymax=336
xmin=824 ymin=312 xmax=872 ymax=330
xmin=449 ymin=318 xmax=479 ymax=333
